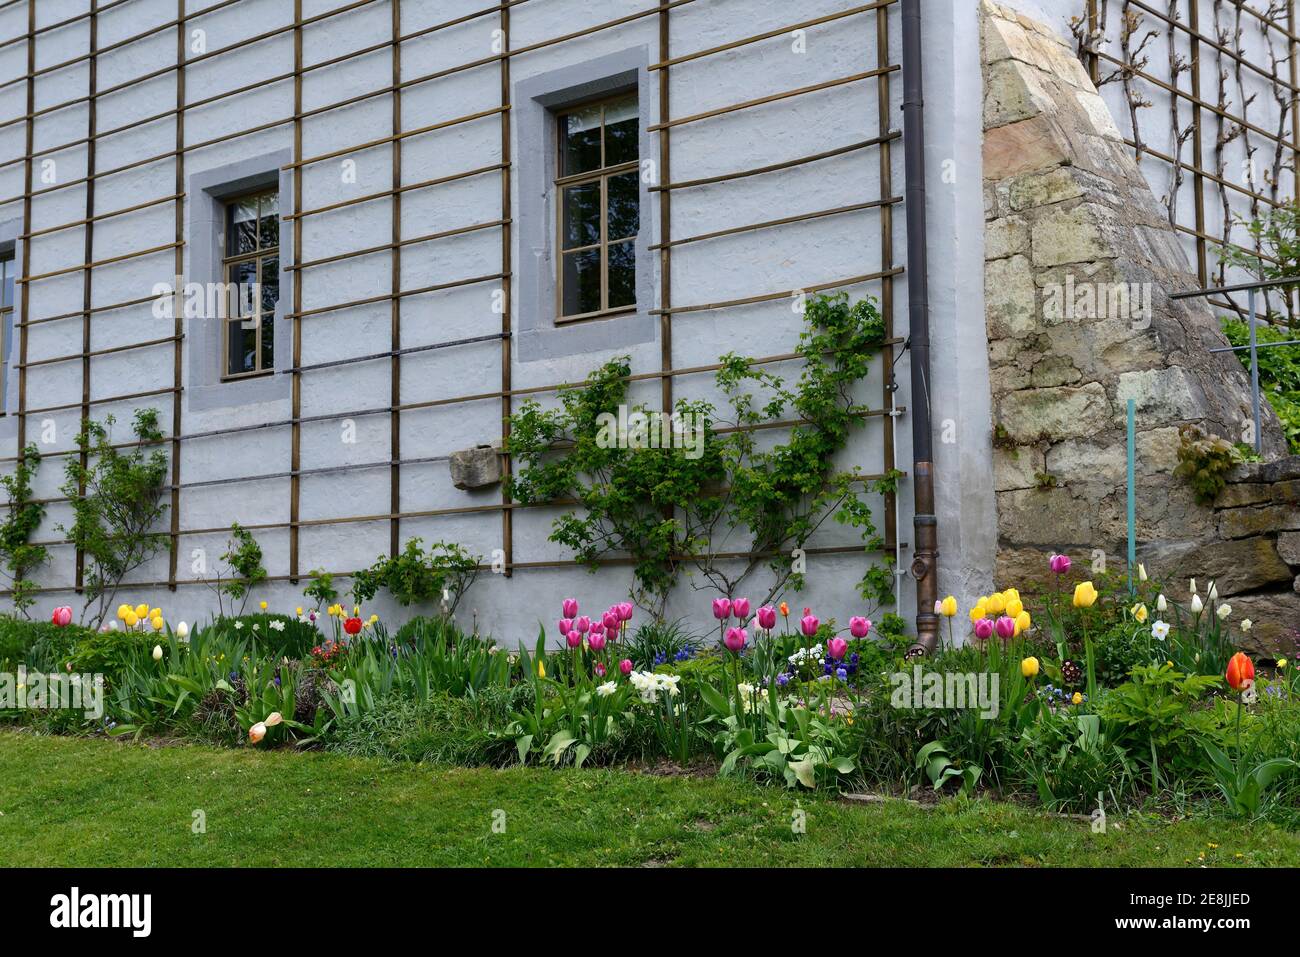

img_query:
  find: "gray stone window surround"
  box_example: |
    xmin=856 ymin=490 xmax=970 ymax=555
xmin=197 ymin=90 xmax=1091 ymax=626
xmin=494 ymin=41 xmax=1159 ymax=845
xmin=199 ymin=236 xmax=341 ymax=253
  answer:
xmin=186 ymin=149 xmax=293 ymax=412
xmin=0 ymin=217 xmax=21 ymax=441
xmin=514 ymin=47 xmax=656 ymax=363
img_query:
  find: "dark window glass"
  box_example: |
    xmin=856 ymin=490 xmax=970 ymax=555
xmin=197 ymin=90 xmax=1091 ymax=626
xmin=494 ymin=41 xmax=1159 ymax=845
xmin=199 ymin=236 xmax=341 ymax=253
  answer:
xmin=221 ymin=190 xmax=279 ymax=377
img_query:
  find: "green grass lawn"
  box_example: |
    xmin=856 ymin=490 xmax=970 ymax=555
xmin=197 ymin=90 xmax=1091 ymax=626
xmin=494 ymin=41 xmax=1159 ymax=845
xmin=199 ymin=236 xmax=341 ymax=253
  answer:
xmin=2 ymin=731 xmax=1296 ymax=867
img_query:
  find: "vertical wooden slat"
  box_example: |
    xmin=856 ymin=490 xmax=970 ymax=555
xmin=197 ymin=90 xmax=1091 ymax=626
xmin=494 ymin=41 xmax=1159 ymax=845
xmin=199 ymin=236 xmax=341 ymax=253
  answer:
xmin=499 ymin=4 xmax=513 ymax=578
xmin=389 ymin=0 xmax=402 ymax=558
xmin=14 ymin=0 xmax=34 ymax=543
xmin=168 ymin=0 xmax=185 ymax=590
xmin=1291 ymin=0 xmax=1300 ymax=205
xmin=1187 ymin=0 xmax=1207 ymax=286
xmin=658 ymin=3 xmax=672 ymax=417
xmin=877 ymin=1 xmax=897 ymax=562
xmin=289 ymin=0 xmax=304 ymax=584
xmin=75 ymin=0 xmax=99 ymax=594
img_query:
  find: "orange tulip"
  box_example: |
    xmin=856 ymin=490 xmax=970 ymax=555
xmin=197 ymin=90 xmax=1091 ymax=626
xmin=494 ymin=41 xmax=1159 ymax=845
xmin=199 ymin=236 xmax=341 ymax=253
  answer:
xmin=1225 ymin=652 xmax=1255 ymax=691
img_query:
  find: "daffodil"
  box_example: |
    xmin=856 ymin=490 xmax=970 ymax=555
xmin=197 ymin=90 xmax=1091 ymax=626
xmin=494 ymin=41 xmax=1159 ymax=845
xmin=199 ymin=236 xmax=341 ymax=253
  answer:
xmin=1216 ymin=603 xmax=1231 ymax=620
xmin=1151 ymin=620 xmax=1170 ymax=641
xmin=1130 ymin=602 xmax=1148 ymax=623
xmin=1240 ymin=619 xmax=1252 ymax=632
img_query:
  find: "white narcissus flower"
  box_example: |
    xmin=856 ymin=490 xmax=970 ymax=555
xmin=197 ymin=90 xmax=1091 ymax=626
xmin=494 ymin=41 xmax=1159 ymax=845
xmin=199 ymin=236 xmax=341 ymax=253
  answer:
xmin=1151 ymin=620 xmax=1170 ymax=641
xmin=1216 ymin=603 xmax=1231 ymax=620
xmin=1156 ymin=594 xmax=1167 ymax=612
xmin=1241 ymin=619 xmax=1253 ymax=632
xmin=1191 ymin=595 xmax=1204 ymax=613
xmin=596 ymin=681 xmax=617 ymax=697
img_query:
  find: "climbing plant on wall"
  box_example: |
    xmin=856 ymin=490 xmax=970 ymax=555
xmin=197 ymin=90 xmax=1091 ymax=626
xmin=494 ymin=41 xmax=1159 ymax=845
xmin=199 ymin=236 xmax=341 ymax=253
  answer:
xmin=506 ymin=291 xmax=899 ymax=620
xmin=0 ymin=444 xmax=48 ymax=618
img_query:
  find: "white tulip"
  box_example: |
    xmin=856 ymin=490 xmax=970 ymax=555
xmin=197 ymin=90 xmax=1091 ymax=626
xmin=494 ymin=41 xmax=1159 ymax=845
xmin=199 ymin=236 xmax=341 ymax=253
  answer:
xmin=1208 ymin=582 xmax=1219 ymax=601
xmin=1156 ymin=594 xmax=1167 ymax=612
xmin=1216 ymin=603 xmax=1231 ymax=620
xmin=248 ymin=722 xmax=267 ymax=744
xmin=265 ymin=711 xmax=283 ymax=727
xmin=1138 ymin=563 xmax=1148 ymax=582
xmin=1191 ymin=595 xmax=1204 ymax=613
xmin=151 ymin=645 xmax=163 ymax=661
xmin=1190 ymin=578 xmax=1197 ymax=595
xmin=176 ymin=621 xmax=189 ymax=640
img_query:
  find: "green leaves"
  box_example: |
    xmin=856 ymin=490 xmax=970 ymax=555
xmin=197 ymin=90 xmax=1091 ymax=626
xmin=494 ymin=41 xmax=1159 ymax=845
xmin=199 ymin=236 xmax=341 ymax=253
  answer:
xmin=0 ymin=444 xmax=47 ymax=617
xmin=917 ymin=740 xmax=981 ymax=796
xmin=351 ymin=538 xmax=480 ymax=612
xmin=1204 ymin=741 xmax=1299 ymax=818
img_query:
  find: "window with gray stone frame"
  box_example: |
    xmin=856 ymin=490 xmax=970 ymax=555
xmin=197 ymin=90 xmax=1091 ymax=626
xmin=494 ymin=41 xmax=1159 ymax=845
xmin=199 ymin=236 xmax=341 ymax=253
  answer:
xmin=186 ymin=150 xmax=293 ymax=412
xmin=515 ymin=48 xmax=655 ymax=363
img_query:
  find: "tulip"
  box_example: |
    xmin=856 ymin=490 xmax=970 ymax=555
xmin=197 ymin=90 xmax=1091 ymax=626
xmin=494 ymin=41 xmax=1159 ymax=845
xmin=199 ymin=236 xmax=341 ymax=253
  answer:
xmin=827 ymin=637 xmax=848 ymax=660
xmin=176 ymin=621 xmax=189 ymax=640
xmin=1137 ymin=563 xmax=1148 ymax=582
xmin=1156 ymin=593 xmax=1167 ymax=612
xmin=566 ymin=630 xmax=582 ymax=648
xmin=724 ymin=627 xmax=747 ymax=652
xmin=985 ymin=593 xmax=1006 ymax=615
xmin=1021 ymin=656 xmax=1040 ymax=679
xmin=619 ymin=658 xmax=632 ymax=675
xmin=135 ymin=603 xmax=149 ymax=619
xmin=259 ymin=601 xmax=268 ymax=611
xmin=732 ymin=598 xmax=751 ymax=619
xmin=595 ymin=663 xmax=606 ymax=677
xmin=149 ymin=607 xmax=161 ymax=620
xmin=602 ymin=611 xmax=619 ymax=632
xmin=617 ymin=602 xmax=633 ymax=622
xmin=849 ymin=616 xmax=871 ymax=638
xmin=1208 ymin=582 xmax=1219 ymax=601
xmin=589 ymin=621 xmax=604 ymax=637
xmin=248 ymin=722 xmax=267 ymax=744
xmin=124 ymin=611 xmax=139 ymax=628
xmin=968 ymin=606 xmax=985 ymax=624
xmin=712 ymin=598 xmax=732 ymax=620
xmin=562 ymin=598 xmax=578 ymax=619
xmin=973 ymin=618 xmax=994 ymax=642
xmin=1005 ymin=597 xmax=1023 ymax=619
xmin=1072 ymin=581 xmax=1098 ymax=608
xmin=558 ymin=618 xmax=573 ymax=637
xmin=588 ymin=631 xmax=606 ymax=651
xmin=343 ymin=617 xmax=363 ymax=635
xmin=939 ymin=595 xmax=958 ymax=617
xmin=265 ymin=712 xmax=283 ymax=727
xmin=1050 ymin=553 xmax=1071 ymax=575
xmin=778 ymin=601 xmax=789 ymax=618
xmin=1189 ymin=578 xmax=1197 ymax=595
xmin=994 ymin=615 xmax=1016 ymax=640
xmin=757 ymin=606 xmax=777 ymax=630
xmin=575 ymin=615 xmax=591 ymax=633
xmin=800 ymin=613 xmax=819 ymax=638
xmin=1225 ymin=652 xmax=1255 ymax=691
xmin=116 ymin=604 xmax=129 ymax=621
xmin=50 ymin=606 xmax=72 ymax=627
xmin=151 ymin=645 xmax=163 ymax=662
xmin=1015 ymin=610 xmax=1031 ymax=634
xmin=1190 ymin=594 xmax=1203 ymax=614
xmin=1071 ymin=692 xmax=1083 ymax=705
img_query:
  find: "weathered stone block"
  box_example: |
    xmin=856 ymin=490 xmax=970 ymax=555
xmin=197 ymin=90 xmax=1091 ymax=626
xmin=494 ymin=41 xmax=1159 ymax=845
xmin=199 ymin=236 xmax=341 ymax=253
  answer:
xmin=449 ymin=445 xmax=502 ymax=490
xmin=986 ymin=215 xmax=1030 ymax=259
xmin=1214 ymin=483 xmax=1273 ymax=508
xmin=1031 ymin=205 xmax=1108 ymax=266
xmin=997 ymin=487 xmax=1095 ymax=544
xmin=1115 ymin=367 xmax=1203 ymax=424
xmin=994 ymin=447 xmax=1039 ymax=491
xmin=999 ymin=382 xmax=1110 ymax=442
xmin=1217 ymin=504 xmax=1300 ymax=540
xmin=1007 ymin=167 xmax=1083 ymax=210
xmin=984 ymin=58 xmax=1053 ymax=129
xmin=1028 ymin=354 xmax=1081 ymax=388
xmin=984 ymin=116 xmax=1067 ymax=180
xmin=1277 ymin=531 xmax=1300 ymax=566
xmin=1137 ymin=536 xmax=1292 ymax=598
xmin=1223 ymin=591 xmax=1300 ymax=656
xmin=1047 ymin=439 xmax=1126 ymax=484
xmin=986 ymin=255 xmax=1037 ymax=338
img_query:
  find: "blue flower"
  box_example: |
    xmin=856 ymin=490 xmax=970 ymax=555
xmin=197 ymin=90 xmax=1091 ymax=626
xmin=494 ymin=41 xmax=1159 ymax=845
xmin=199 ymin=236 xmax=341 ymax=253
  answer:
xmin=776 ymin=673 xmax=790 ymax=687
xmin=835 ymin=667 xmax=848 ymax=681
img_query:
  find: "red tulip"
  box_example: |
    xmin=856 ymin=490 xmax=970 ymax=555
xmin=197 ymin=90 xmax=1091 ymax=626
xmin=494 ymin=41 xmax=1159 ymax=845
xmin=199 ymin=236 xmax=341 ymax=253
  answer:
xmin=343 ymin=617 xmax=362 ymax=635
xmin=602 ymin=611 xmax=620 ymax=632
xmin=1225 ymin=651 xmax=1255 ymax=690
xmin=575 ymin=616 xmax=591 ymax=633
xmin=827 ymin=637 xmax=848 ymax=660
xmin=712 ymin=598 xmax=732 ymax=620
xmin=50 ymin=606 xmax=73 ymax=627
xmin=756 ymin=605 xmax=777 ymax=630
xmin=724 ymin=627 xmax=747 ymax=652
xmin=617 ymin=602 xmax=634 ymax=622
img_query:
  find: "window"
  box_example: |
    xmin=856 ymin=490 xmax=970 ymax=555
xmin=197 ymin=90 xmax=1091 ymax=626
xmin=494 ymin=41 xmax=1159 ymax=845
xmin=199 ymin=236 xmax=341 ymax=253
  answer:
xmin=222 ymin=189 xmax=279 ymax=378
xmin=0 ymin=250 xmax=13 ymax=412
xmin=556 ymin=92 xmax=639 ymax=321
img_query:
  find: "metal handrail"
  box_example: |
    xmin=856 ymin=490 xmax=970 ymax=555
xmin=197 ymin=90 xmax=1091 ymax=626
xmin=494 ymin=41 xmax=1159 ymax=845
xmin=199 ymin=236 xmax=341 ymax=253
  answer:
xmin=1169 ymin=275 xmax=1300 ymax=453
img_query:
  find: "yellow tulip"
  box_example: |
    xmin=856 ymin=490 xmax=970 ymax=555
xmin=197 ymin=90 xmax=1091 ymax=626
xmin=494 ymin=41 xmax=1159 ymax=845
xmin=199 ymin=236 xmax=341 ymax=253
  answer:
xmin=135 ymin=603 xmax=149 ymax=619
xmin=124 ymin=611 xmax=139 ymax=627
xmin=1006 ymin=598 xmax=1023 ymax=618
xmin=1016 ymin=610 xmax=1031 ymax=634
xmin=1021 ymin=656 xmax=1040 ymax=679
xmin=1072 ymin=581 xmax=1098 ymax=608
xmin=969 ymin=606 xmax=985 ymax=624
xmin=537 ymin=660 xmax=546 ymax=678
xmin=939 ymin=595 xmax=958 ymax=617
xmin=149 ymin=607 xmax=161 ymax=620
xmin=1071 ymin=692 xmax=1083 ymax=705
xmin=296 ymin=606 xmax=304 ymax=617
xmin=116 ymin=604 xmax=129 ymax=621
xmin=1130 ymin=602 xmax=1148 ymax=623
xmin=259 ymin=601 xmax=268 ymax=610
xmin=1004 ymin=588 xmax=1020 ymax=603
xmin=150 ymin=616 xmax=164 ymax=631
xmin=986 ymin=593 xmax=1007 ymax=615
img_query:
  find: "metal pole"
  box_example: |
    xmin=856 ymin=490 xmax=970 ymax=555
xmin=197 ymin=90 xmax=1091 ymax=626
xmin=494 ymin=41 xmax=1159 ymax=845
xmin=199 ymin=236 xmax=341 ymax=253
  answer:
xmin=1126 ymin=398 xmax=1135 ymax=589
xmin=1249 ymin=288 xmax=1262 ymax=453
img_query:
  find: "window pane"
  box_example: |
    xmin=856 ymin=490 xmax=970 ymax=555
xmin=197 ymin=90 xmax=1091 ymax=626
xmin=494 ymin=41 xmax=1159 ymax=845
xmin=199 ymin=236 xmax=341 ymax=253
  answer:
xmin=229 ymin=260 xmax=258 ymax=318
xmin=259 ymin=255 xmax=280 ymax=314
xmin=561 ymin=249 xmax=600 ymax=317
xmin=604 ymin=94 xmax=638 ymax=166
xmin=227 ymin=319 xmax=256 ymax=376
xmin=562 ymin=182 xmax=600 ymax=249
xmin=1 ymin=256 xmax=12 ymax=310
xmin=608 ymin=240 xmax=635 ymax=309
xmin=606 ymin=172 xmax=639 ymax=241
xmin=560 ymin=102 xmax=602 ymax=176
xmin=258 ymin=194 xmax=280 ymax=250
xmin=260 ymin=310 xmax=274 ymax=371
xmin=228 ymin=199 xmax=258 ymax=255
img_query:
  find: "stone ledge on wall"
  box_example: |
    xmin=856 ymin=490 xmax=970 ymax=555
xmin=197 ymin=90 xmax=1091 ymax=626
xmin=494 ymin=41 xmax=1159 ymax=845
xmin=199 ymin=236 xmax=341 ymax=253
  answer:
xmin=981 ymin=1 xmax=1293 ymax=650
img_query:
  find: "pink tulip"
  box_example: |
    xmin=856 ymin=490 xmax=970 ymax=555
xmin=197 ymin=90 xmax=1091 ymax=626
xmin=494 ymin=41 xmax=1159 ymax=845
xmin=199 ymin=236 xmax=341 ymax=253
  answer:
xmin=562 ymin=598 xmax=578 ymax=618
xmin=800 ymin=614 xmax=819 ymax=638
xmin=566 ymin=630 xmax=582 ymax=648
xmin=827 ymin=637 xmax=848 ymax=660
xmin=575 ymin=615 xmax=591 ymax=633
xmin=558 ymin=618 xmax=573 ymax=637
xmin=617 ymin=602 xmax=634 ymax=622
xmin=757 ymin=605 xmax=777 ymax=630
xmin=588 ymin=631 xmax=606 ymax=651
xmin=1049 ymin=553 xmax=1071 ymax=575
xmin=974 ymin=618 xmax=995 ymax=642
xmin=589 ymin=622 xmax=604 ymax=637
xmin=602 ymin=610 xmax=620 ymax=632
xmin=994 ymin=615 xmax=1016 ymax=640
xmin=732 ymin=598 xmax=750 ymax=619
xmin=724 ymin=627 xmax=747 ymax=652
xmin=619 ymin=658 xmax=632 ymax=675
xmin=712 ymin=598 xmax=732 ymax=620
xmin=595 ymin=663 xmax=606 ymax=677
xmin=51 ymin=606 xmax=73 ymax=627
xmin=849 ymin=616 xmax=871 ymax=638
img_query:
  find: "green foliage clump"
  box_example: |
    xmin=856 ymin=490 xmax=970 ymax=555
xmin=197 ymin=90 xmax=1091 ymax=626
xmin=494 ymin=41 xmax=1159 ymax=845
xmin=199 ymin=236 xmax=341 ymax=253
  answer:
xmin=59 ymin=409 xmax=169 ymax=628
xmin=303 ymin=568 xmax=339 ymax=611
xmin=351 ymin=538 xmax=479 ymax=613
xmin=0 ymin=445 xmax=48 ymax=617
xmin=1173 ymin=425 xmax=1242 ymax=506
xmin=625 ymin=618 xmax=702 ymax=668
xmin=1221 ymin=317 xmax=1300 ymax=453
xmin=213 ymin=523 xmax=267 ymax=617
xmin=0 ymin=615 xmax=90 ymax=671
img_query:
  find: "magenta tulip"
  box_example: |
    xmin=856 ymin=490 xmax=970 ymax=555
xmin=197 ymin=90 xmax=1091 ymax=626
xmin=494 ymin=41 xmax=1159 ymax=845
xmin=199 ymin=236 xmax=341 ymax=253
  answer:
xmin=589 ymin=622 xmax=604 ymax=637
xmin=1049 ymin=553 xmax=1071 ymax=575
xmin=757 ymin=605 xmax=777 ymax=630
xmin=849 ymin=616 xmax=871 ymax=638
xmin=595 ymin=663 xmax=606 ymax=677
xmin=827 ymin=636 xmax=848 ymax=660
xmin=712 ymin=598 xmax=732 ymax=620
xmin=617 ymin=602 xmax=634 ymax=622
xmin=732 ymin=597 xmax=750 ymax=619
xmin=994 ymin=615 xmax=1016 ymax=640
xmin=51 ymin=606 xmax=73 ymax=627
xmin=800 ymin=614 xmax=819 ymax=638
xmin=575 ymin=615 xmax=591 ymax=633
xmin=558 ymin=618 xmax=573 ymax=637
xmin=562 ymin=598 xmax=578 ymax=618
xmin=602 ymin=610 xmax=620 ymax=632
xmin=566 ymin=630 xmax=582 ymax=648
xmin=588 ymin=631 xmax=606 ymax=651
xmin=724 ymin=627 xmax=747 ymax=652
xmin=619 ymin=658 xmax=632 ymax=675
xmin=974 ymin=618 xmax=995 ymax=642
